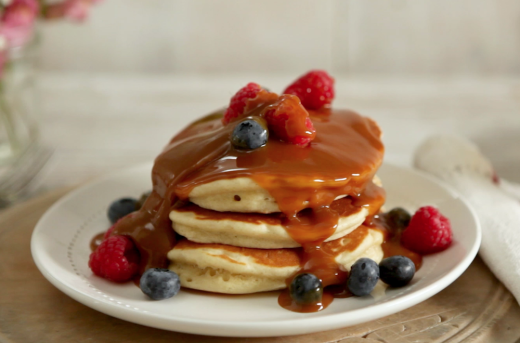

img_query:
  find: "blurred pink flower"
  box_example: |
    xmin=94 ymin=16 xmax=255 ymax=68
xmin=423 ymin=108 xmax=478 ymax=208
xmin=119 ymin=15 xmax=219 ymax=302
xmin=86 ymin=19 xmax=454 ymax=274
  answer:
xmin=0 ymin=0 xmax=39 ymax=47
xmin=63 ymin=0 xmax=91 ymax=22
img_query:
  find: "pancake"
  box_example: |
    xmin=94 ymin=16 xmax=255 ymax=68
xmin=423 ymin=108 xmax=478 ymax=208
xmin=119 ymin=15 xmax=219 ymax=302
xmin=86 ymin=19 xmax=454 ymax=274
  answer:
xmin=167 ymin=226 xmax=384 ymax=294
xmin=188 ymin=175 xmax=383 ymax=214
xmin=170 ymin=198 xmax=368 ymax=249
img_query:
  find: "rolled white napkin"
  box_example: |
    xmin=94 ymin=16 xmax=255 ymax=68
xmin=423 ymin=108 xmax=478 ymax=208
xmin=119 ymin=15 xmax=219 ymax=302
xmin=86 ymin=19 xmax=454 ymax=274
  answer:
xmin=414 ymin=135 xmax=520 ymax=305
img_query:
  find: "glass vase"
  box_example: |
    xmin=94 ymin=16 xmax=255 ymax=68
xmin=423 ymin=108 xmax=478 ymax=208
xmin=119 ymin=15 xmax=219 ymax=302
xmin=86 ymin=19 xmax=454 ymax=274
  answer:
xmin=0 ymin=38 xmax=39 ymax=165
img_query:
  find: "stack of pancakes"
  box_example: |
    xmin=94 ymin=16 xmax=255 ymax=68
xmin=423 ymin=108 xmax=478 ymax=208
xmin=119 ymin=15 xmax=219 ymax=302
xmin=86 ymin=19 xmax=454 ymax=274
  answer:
xmin=167 ymin=176 xmax=385 ymax=294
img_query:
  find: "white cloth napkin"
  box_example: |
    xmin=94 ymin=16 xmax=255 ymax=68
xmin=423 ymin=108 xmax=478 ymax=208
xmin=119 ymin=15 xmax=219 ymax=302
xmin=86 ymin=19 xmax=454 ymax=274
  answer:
xmin=414 ymin=135 xmax=520 ymax=305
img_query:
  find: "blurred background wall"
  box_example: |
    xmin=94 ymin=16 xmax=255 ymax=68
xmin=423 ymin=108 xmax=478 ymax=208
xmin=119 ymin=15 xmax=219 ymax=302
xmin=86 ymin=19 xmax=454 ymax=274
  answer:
xmin=37 ymin=0 xmax=520 ymax=75
xmin=24 ymin=0 xmax=520 ymax=189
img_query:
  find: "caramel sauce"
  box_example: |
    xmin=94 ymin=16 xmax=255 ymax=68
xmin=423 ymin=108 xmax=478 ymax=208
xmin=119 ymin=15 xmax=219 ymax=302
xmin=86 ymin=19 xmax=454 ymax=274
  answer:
xmin=280 ymin=279 xmax=356 ymax=312
xmin=93 ymin=91 xmax=415 ymax=313
xmin=174 ymin=195 xmax=375 ymax=226
xmin=366 ymin=214 xmax=423 ymax=270
xmin=90 ymin=232 xmax=105 ymax=252
xmin=278 ymin=290 xmax=333 ymax=313
xmin=175 ymin=203 xmax=285 ymax=225
xmin=174 ymin=106 xmax=384 ymax=213
xmin=320 ymin=225 xmax=371 ymax=255
xmin=382 ymin=239 xmax=423 ymax=270
xmin=276 ymin=181 xmax=384 ymax=313
xmin=278 ymin=224 xmax=375 ymax=312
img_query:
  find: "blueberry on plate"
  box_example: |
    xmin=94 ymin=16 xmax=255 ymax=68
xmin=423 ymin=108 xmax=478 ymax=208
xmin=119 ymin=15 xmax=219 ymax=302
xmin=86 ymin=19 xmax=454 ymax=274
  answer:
xmin=231 ymin=118 xmax=268 ymax=150
xmin=379 ymin=256 xmax=415 ymax=287
xmin=107 ymin=198 xmax=138 ymax=224
xmin=347 ymin=258 xmax=379 ymax=296
xmin=289 ymin=273 xmax=323 ymax=304
xmin=387 ymin=207 xmax=412 ymax=230
xmin=140 ymin=268 xmax=181 ymax=300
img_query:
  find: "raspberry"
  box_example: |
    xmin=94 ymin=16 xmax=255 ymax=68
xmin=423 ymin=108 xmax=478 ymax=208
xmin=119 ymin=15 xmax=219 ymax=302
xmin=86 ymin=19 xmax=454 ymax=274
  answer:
xmin=283 ymin=70 xmax=335 ymax=110
xmin=401 ymin=206 xmax=452 ymax=255
xmin=222 ymin=83 xmax=263 ymax=125
xmin=89 ymin=235 xmax=140 ymax=282
xmin=264 ymin=94 xmax=316 ymax=146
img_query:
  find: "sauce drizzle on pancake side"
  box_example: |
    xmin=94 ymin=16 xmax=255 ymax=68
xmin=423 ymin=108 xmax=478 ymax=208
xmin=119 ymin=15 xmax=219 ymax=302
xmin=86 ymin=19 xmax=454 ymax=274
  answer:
xmin=174 ymin=196 xmax=373 ymax=226
xmin=94 ymin=92 xmax=404 ymax=312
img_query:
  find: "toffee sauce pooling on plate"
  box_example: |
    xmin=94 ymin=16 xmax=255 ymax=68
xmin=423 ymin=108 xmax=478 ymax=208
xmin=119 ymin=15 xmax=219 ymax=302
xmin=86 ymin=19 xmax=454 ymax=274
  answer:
xmin=94 ymin=93 xmax=408 ymax=312
xmin=366 ymin=213 xmax=423 ymax=270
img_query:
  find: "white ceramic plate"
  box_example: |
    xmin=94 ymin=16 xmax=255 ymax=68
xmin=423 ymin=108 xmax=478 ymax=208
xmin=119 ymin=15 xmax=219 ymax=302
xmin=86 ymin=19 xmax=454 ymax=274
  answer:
xmin=31 ymin=163 xmax=481 ymax=337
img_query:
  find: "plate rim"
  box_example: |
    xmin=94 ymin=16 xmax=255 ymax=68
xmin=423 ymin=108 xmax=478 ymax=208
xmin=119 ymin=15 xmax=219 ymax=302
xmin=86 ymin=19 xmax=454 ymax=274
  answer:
xmin=30 ymin=162 xmax=482 ymax=337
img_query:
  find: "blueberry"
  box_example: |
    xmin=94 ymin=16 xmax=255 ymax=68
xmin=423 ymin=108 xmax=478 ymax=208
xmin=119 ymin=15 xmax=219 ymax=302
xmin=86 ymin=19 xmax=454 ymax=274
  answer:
xmin=289 ymin=273 xmax=323 ymax=305
xmin=379 ymin=256 xmax=415 ymax=287
xmin=231 ymin=118 xmax=268 ymax=150
xmin=107 ymin=198 xmax=138 ymax=224
xmin=387 ymin=207 xmax=412 ymax=229
xmin=347 ymin=258 xmax=379 ymax=296
xmin=140 ymin=268 xmax=181 ymax=300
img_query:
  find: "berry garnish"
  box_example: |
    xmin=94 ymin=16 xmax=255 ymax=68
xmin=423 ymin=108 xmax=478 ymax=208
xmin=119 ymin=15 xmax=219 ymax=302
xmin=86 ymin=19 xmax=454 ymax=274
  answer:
xmin=140 ymin=268 xmax=181 ymax=300
xmin=289 ymin=273 xmax=323 ymax=305
xmin=401 ymin=206 xmax=452 ymax=254
xmin=222 ymin=83 xmax=263 ymax=125
xmin=231 ymin=118 xmax=269 ymax=150
xmin=107 ymin=198 xmax=138 ymax=224
xmin=283 ymin=70 xmax=335 ymax=110
xmin=264 ymin=94 xmax=316 ymax=146
xmin=387 ymin=207 xmax=412 ymax=230
xmin=88 ymin=235 xmax=140 ymax=283
xmin=347 ymin=258 xmax=379 ymax=296
xmin=379 ymin=256 xmax=415 ymax=287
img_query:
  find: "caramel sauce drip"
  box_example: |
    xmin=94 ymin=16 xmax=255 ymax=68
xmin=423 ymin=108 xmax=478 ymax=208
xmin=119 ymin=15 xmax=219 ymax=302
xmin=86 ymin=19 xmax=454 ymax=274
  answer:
xmin=175 ymin=203 xmax=284 ymax=225
xmin=382 ymin=239 xmax=423 ymax=270
xmin=278 ymin=290 xmax=334 ymax=313
xmin=366 ymin=214 xmax=423 ymax=270
xmin=110 ymin=116 xmax=235 ymax=273
xmin=175 ymin=195 xmax=380 ymax=227
xmin=90 ymin=232 xmax=105 ymax=252
xmin=277 ymin=183 xmax=385 ymax=312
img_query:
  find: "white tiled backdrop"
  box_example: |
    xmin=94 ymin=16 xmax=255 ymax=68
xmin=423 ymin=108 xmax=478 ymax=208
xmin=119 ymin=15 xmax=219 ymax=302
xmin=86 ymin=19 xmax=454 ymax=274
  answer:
xmin=38 ymin=0 xmax=520 ymax=75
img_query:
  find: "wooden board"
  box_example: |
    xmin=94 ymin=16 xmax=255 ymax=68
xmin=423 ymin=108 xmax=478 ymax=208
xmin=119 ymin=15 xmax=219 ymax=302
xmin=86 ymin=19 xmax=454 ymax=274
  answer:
xmin=1 ymin=188 xmax=520 ymax=343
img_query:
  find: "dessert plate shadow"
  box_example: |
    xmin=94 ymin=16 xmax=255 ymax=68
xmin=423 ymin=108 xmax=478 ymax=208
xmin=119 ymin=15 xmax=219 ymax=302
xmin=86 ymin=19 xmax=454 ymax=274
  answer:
xmin=31 ymin=163 xmax=481 ymax=337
